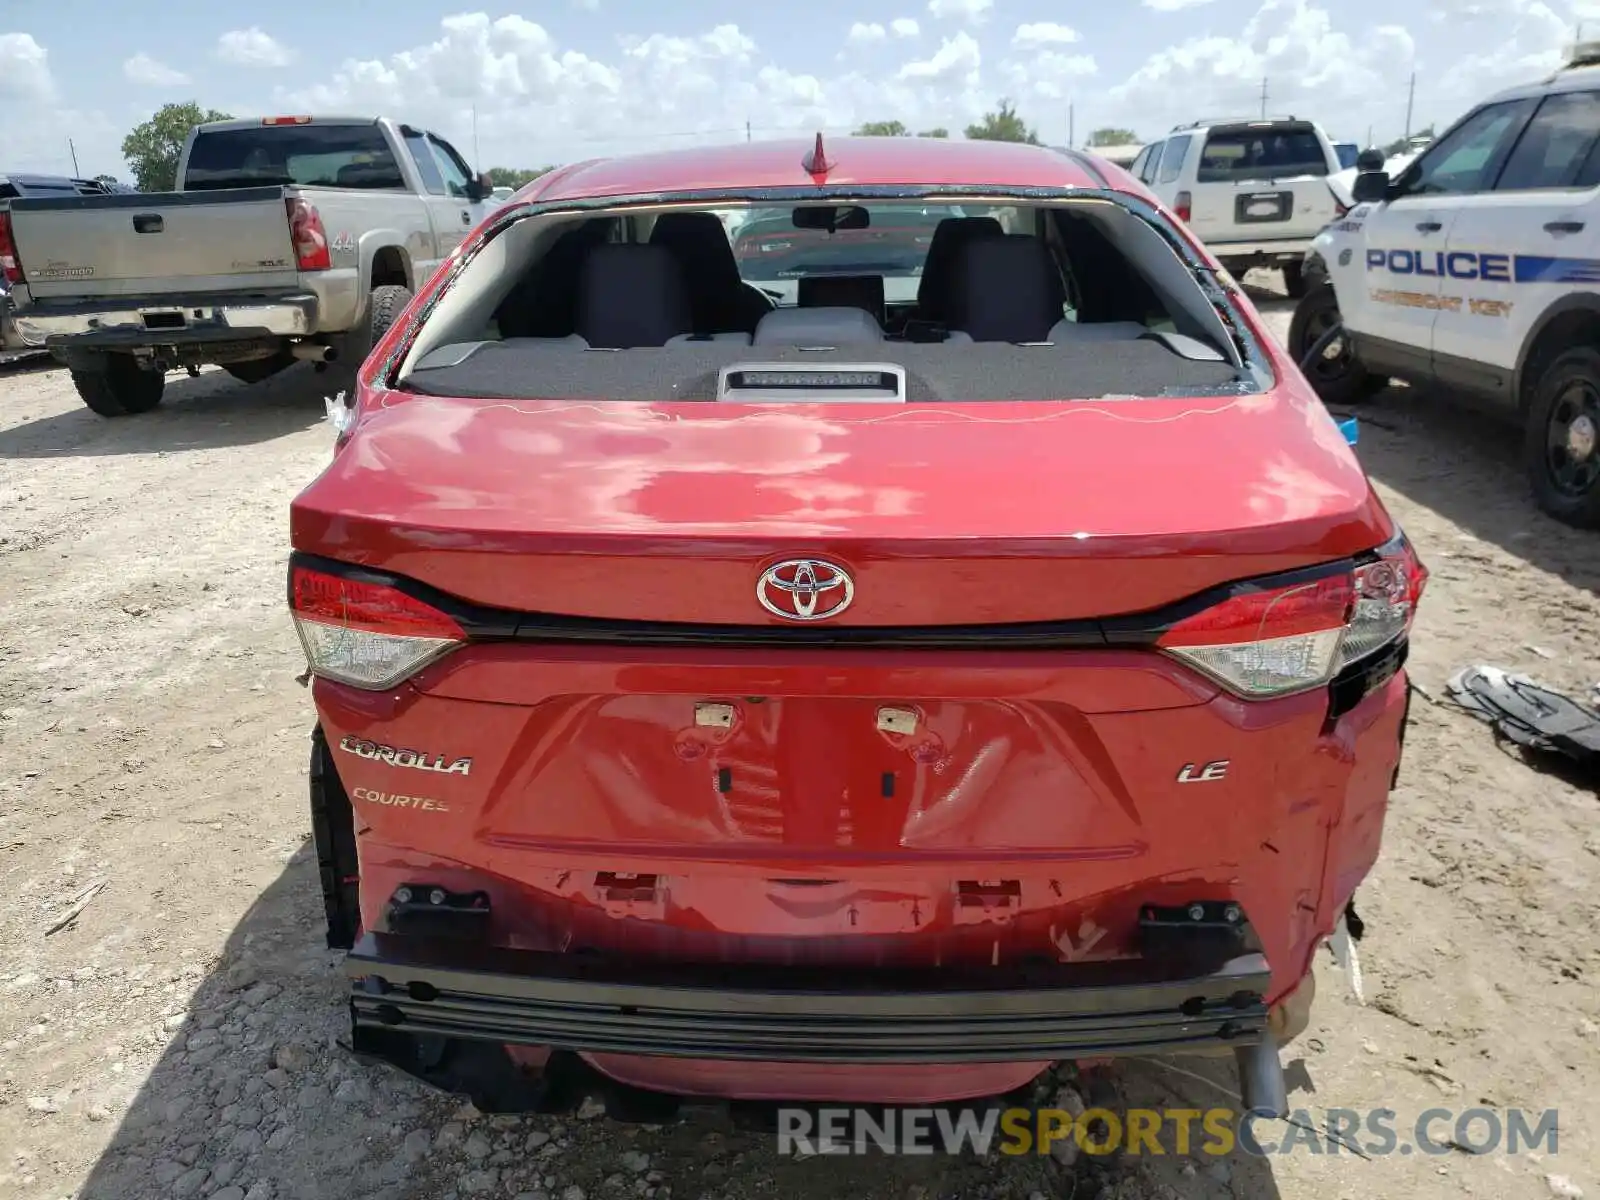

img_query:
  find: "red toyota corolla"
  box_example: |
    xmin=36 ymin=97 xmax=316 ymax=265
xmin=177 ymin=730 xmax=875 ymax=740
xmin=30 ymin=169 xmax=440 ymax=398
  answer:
xmin=287 ymin=135 xmax=1425 ymax=1118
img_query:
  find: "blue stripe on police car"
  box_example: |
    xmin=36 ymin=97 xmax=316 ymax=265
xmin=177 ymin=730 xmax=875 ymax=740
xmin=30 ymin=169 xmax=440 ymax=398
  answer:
xmin=1366 ymin=249 xmax=1600 ymax=283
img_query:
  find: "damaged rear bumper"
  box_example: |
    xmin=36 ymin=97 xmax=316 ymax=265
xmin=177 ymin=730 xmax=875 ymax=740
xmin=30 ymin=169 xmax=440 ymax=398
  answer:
xmin=345 ymin=932 xmax=1283 ymax=1110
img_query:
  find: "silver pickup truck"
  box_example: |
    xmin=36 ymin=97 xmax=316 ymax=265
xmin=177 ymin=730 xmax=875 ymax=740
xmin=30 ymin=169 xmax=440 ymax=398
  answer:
xmin=0 ymin=116 xmax=494 ymax=415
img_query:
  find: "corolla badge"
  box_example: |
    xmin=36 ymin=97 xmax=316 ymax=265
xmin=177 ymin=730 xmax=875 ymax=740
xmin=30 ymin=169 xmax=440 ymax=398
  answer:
xmin=758 ymin=559 xmax=854 ymax=621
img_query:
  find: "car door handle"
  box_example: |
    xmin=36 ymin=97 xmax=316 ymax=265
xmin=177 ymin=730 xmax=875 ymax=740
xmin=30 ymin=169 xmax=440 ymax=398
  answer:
xmin=461 ymin=210 xmax=472 ymax=225
xmin=1544 ymin=220 xmax=1585 ymax=234
xmin=1415 ymin=220 xmax=1443 ymax=233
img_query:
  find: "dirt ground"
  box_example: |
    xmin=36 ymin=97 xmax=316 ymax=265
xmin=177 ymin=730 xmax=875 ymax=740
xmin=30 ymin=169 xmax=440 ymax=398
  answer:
xmin=1 ymin=290 xmax=1597 ymax=1200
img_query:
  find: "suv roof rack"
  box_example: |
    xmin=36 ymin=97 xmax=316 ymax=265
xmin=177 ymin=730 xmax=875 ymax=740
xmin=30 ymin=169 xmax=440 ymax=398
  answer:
xmin=1171 ymin=115 xmax=1299 ymax=131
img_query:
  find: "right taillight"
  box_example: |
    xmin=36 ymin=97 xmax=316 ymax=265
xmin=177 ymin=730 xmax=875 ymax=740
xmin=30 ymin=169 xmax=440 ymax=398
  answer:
xmin=0 ymin=211 xmax=24 ymax=286
xmin=290 ymin=564 xmax=463 ymax=690
xmin=1336 ymin=530 xmax=1428 ymax=670
xmin=1174 ymin=191 xmax=1192 ymax=224
xmin=286 ymin=197 xmax=332 ymax=271
xmin=1158 ymin=530 xmax=1427 ymax=699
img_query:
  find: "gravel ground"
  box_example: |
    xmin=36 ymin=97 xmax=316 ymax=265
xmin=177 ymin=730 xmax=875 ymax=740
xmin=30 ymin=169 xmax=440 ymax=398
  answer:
xmin=1 ymin=290 xmax=1598 ymax=1200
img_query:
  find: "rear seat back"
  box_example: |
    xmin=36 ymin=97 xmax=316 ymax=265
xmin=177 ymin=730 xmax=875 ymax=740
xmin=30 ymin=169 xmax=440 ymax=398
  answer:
xmin=576 ymin=244 xmax=693 ymax=348
xmin=944 ymin=235 xmax=1066 ymax=343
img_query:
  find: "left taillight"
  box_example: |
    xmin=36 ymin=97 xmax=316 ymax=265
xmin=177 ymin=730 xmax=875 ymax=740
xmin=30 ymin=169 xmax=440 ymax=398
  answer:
xmin=1174 ymin=191 xmax=1193 ymax=224
xmin=285 ymin=197 xmax=332 ymax=271
xmin=1157 ymin=530 xmax=1427 ymax=699
xmin=290 ymin=564 xmax=463 ymax=690
xmin=0 ymin=211 xmax=24 ymax=286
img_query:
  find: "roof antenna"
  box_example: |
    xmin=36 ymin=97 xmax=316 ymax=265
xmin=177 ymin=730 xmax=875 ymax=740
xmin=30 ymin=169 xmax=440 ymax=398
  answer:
xmin=801 ymin=131 xmax=833 ymax=176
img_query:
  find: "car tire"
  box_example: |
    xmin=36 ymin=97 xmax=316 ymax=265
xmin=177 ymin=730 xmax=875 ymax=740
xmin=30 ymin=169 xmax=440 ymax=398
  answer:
xmin=1523 ymin=345 xmax=1600 ymax=529
xmin=309 ymin=726 xmax=361 ymax=951
xmin=70 ymin=354 xmax=165 ymax=417
xmin=1288 ymin=282 xmax=1383 ymax=406
xmin=1281 ymin=260 xmax=1307 ymax=299
xmin=223 ymin=352 xmax=294 ymax=385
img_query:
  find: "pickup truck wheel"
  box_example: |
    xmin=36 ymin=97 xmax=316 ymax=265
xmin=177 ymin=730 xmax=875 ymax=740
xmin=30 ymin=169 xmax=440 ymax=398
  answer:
xmin=1525 ymin=346 xmax=1600 ymax=529
xmin=367 ymin=284 xmax=413 ymax=347
xmin=1281 ymin=260 xmax=1307 ymax=299
xmin=70 ymin=355 xmax=165 ymax=417
xmin=1288 ymin=282 xmax=1382 ymax=406
xmin=309 ymin=726 xmax=361 ymax=951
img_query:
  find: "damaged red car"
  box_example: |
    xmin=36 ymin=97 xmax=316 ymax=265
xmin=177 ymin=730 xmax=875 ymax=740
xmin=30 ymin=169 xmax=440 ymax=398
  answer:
xmin=287 ymin=135 xmax=1426 ymax=1119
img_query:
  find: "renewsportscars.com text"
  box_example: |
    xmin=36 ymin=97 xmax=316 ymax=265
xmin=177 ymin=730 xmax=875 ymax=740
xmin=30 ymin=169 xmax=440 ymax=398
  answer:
xmin=777 ymin=1106 xmax=1560 ymax=1158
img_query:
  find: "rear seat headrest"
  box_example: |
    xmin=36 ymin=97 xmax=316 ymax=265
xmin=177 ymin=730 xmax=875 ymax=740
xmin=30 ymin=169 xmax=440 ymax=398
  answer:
xmin=752 ymin=306 xmax=884 ymax=347
xmin=945 ymin=235 xmax=1066 ymax=343
xmin=576 ymin=243 xmax=693 ymax=349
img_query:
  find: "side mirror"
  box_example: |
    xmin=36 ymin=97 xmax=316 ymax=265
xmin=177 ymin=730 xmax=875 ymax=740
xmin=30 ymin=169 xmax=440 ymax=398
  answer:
xmin=1351 ymin=170 xmax=1391 ymax=204
xmin=464 ymin=173 xmax=492 ymax=203
xmin=1355 ymin=148 xmax=1386 ymax=173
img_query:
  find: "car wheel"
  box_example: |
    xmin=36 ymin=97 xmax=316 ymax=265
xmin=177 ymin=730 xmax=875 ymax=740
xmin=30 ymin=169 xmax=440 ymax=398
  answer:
xmin=1288 ymin=282 xmax=1382 ymax=406
xmin=69 ymin=354 xmax=165 ymax=417
xmin=309 ymin=726 xmax=361 ymax=950
xmin=1281 ymin=260 xmax=1307 ymax=299
xmin=1524 ymin=346 xmax=1600 ymax=529
xmin=223 ymin=352 xmax=295 ymax=385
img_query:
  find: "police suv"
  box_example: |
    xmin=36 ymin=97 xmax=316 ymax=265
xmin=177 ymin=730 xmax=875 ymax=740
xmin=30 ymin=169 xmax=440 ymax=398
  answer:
xmin=1290 ymin=45 xmax=1600 ymax=528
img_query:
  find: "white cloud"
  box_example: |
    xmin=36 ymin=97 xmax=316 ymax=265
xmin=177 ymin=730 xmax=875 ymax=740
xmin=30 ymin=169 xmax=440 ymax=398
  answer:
xmin=848 ymin=22 xmax=888 ymax=43
xmin=1143 ymin=0 xmax=1218 ymax=10
xmin=123 ymin=52 xmax=189 ymax=87
xmin=216 ymin=27 xmax=294 ymax=68
xmin=0 ymin=32 xmax=54 ymax=103
xmin=1013 ymin=22 xmax=1082 ymax=49
xmin=898 ymin=31 xmax=982 ymax=82
xmin=1107 ymin=0 xmax=1434 ymax=142
xmin=891 ymin=17 xmax=921 ymax=37
xmin=927 ymin=0 xmax=994 ymax=23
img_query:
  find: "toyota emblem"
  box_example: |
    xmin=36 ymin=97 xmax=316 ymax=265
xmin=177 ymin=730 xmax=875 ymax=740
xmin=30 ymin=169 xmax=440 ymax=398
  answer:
xmin=757 ymin=559 xmax=854 ymax=622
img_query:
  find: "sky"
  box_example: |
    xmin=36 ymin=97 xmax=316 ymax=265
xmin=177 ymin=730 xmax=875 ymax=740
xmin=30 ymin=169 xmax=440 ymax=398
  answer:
xmin=0 ymin=0 xmax=1593 ymax=181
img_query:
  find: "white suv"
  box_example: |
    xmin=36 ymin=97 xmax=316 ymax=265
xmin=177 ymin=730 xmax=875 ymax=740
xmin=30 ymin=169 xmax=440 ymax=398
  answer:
xmin=1132 ymin=117 xmax=1343 ymax=298
xmin=1291 ymin=44 xmax=1600 ymax=528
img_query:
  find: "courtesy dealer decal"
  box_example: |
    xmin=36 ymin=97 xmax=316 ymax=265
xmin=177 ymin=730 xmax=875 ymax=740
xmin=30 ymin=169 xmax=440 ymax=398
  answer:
xmin=352 ymin=787 xmax=450 ymax=812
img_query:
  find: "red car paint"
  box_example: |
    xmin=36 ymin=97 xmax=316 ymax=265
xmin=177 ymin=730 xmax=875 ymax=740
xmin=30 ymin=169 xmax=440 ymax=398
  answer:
xmin=292 ymin=136 xmax=1421 ymax=1106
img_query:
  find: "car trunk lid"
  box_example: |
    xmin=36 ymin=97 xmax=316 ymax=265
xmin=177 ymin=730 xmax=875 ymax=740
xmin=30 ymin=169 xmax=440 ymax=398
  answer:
xmin=292 ymin=387 xmax=1389 ymax=625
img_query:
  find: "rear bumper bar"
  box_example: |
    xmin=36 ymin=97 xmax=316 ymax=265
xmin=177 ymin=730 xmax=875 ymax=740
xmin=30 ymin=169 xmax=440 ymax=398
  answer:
xmin=346 ymin=933 xmax=1271 ymax=1064
xmin=1205 ymin=237 xmax=1316 ymax=261
xmin=13 ymin=290 xmax=319 ymax=350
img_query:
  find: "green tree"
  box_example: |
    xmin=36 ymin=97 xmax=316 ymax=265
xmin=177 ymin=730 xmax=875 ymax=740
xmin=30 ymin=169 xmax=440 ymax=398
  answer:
xmin=917 ymin=127 xmax=949 ymax=138
xmin=854 ymin=120 xmax=909 ymax=136
xmin=121 ymin=102 xmax=233 ymax=192
xmin=486 ymin=165 xmax=555 ymax=189
xmin=1088 ymin=127 xmax=1139 ymax=146
xmin=964 ymin=100 xmax=1040 ymax=145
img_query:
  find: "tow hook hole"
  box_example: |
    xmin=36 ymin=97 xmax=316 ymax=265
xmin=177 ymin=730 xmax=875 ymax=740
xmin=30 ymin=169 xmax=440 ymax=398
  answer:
xmin=408 ymin=981 xmax=440 ymax=1002
xmin=376 ymin=1003 xmax=405 ymax=1026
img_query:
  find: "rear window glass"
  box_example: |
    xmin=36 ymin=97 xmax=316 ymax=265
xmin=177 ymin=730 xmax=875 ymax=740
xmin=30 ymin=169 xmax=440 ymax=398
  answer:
xmin=1197 ymin=126 xmax=1329 ymax=182
xmin=183 ymin=124 xmax=404 ymax=191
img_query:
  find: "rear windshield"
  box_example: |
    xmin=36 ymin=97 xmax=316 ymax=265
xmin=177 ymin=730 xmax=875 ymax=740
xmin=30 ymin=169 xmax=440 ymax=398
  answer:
xmin=1197 ymin=125 xmax=1329 ymax=183
xmin=183 ymin=124 xmax=405 ymax=191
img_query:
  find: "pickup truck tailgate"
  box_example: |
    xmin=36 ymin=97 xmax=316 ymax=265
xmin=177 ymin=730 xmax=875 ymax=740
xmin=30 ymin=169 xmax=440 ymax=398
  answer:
xmin=9 ymin=187 xmax=301 ymax=300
